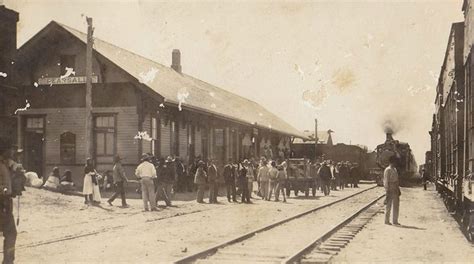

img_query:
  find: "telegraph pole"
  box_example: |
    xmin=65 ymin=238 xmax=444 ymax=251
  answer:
xmin=85 ymin=17 xmax=94 ymax=161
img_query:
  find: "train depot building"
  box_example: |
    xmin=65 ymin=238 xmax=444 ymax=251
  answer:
xmin=0 ymin=6 xmax=21 ymax=143
xmin=14 ymin=21 xmax=304 ymax=184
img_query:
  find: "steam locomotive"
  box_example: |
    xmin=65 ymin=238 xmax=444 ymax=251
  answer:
xmin=375 ymin=133 xmax=416 ymax=185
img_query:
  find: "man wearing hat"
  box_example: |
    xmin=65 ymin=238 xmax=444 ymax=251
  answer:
xmin=194 ymin=160 xmax=207 ymax=203
xmin=207 ymin=159 xmax=219 ymax=203
xmin=0 ymin=137 xmax=17 ymax=263
xmin=155 ymin=156 xmax=175 ymax=207
xmin=350 ymin=163 xmax=360 ymax=188
xmin=239 ymin=160 xmax=251 ymax=203
xmin=223 ymin=158 xmax=237 ymax=202
xmin=107 ymin=155 xmax=129 ymax=208
xmin=257 ymin=158 xmax=270 ymax=200
xmin=135 ymin=153 xmax=158 ymax=211
xmin=318 ymin=160 xmax=332 ymax=196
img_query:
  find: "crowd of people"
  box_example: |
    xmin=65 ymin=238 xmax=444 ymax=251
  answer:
xmin=74 ymin=152 xmax=364 ymax=211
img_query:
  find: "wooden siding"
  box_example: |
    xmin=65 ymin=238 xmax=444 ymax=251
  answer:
xmin=161 ymin=120 xmax=171 ymax=157
xmin=179 ymin=123 xmax=188 ymax=159
xmin=142 ymin=114 xmax=151 ymax=155
xmin=195 ymin=127 xmax=202 ymax=157
xmin=20 ymin=106 xmax=139 ymax=168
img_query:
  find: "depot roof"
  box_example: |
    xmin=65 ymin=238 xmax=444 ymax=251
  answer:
xmin=18 ymin=21 xmax=306 ymax=139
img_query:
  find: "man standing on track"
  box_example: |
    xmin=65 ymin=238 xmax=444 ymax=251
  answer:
xmin=384 ymin=156 xmax=401 ymax=225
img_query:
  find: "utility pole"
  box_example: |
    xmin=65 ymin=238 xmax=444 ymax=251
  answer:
xmin=85 ymin=17 xmax=94 ymax=161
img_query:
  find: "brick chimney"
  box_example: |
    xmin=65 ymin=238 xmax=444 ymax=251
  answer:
xmin=171 ymin=49 xmax=182 ymax=73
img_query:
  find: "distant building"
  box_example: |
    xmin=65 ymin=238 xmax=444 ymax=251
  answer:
xmin=14 ymin=21 xmax=305 ymax=184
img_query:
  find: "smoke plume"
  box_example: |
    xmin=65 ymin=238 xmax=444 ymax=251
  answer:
xmin=382 ymin=119 xmax=402 ymax=135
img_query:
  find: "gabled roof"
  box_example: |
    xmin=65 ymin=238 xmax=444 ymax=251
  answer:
xmin=18 ymin=21 xmax=306 ymax=139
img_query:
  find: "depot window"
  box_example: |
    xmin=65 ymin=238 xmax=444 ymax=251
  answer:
xmin=94 ymin=115 xmax=116 ymax=157
xmin=26 ymin=117 xmax=44 ymax=129
xmin=60 ymin=132 xmax=76 ymax=164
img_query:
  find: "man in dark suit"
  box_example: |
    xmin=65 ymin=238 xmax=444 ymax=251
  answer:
xmin=223 ymin=159 xmax=237 ymax=202
xmin=318 ymin=161 xmax=332 ymax=196
xmin=207 ymin=159 xmax=219 ymax=203
xmin=350 ymin=164 xmax=360 ymax=188
xmin=0 ymin=138 xmax=17 ymax=264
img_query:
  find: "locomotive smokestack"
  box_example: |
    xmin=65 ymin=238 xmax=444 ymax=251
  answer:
xmin=386 ymin=132 xmax=394 ymax=142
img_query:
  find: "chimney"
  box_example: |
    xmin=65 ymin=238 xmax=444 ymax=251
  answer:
xmin=171 ymin=49 xmax=182 ymax=73
xmin=386 ymin=132 xmax=394 ymax=142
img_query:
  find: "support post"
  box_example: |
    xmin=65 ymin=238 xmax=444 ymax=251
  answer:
xmin=85 ymin=17 xmax=94 ymax=161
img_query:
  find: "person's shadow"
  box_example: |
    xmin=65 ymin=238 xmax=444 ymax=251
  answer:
xmin=393 ymin=224 xmax=426 ymax=230
xmin=91 ymin=203 xmax=114 ymax=212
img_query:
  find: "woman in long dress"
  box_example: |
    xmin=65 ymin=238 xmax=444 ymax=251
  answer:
xmin=83 ymin=158 xmax=102 ymax=204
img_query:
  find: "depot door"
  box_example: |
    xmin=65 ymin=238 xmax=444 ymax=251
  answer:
xmin=23 ymin=116 xmax=45 ymax=177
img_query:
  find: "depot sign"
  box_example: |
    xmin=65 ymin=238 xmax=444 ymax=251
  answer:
xmin=37 ymin=76 xmax=98 ymax=85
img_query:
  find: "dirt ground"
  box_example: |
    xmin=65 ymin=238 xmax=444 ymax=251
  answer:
xmin=2 ymin=183 xmax=374 ymax=263
xmin=334 ymin=183 xmax=474 ymax=263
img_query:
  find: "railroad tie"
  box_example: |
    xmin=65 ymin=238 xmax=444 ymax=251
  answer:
xmin=299 ymin=197 xmax=385 ymax=264
xmin=319 ymin=245 xmax=341 ymax=251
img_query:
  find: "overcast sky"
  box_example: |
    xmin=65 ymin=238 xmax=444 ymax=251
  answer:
xmin=4 ymin=0 xmax=464 ymax=163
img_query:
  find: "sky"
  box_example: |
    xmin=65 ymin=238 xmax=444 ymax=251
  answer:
xmin=3 ymin=0 xmax=465 ymax=164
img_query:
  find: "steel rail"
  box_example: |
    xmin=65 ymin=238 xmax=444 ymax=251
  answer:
xmin=282 ymin=193 xmax=386 ymax=263
xmin=173 ymin=185 xmax=379 ymax=264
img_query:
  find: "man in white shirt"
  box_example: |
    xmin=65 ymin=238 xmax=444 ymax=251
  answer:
xmin=135 ymin=153 xmax=157 ymax=211
xmin=257 ymin=159 xmax=270 ymax=200
xmin=383 ymin=156 xmax=400 ymax=225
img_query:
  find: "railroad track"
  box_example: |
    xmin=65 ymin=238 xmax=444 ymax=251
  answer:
xmin=174 ymin=185 xmax=384 ymax=264
xmin=285 ymin=194 xmax=385 ymax=264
